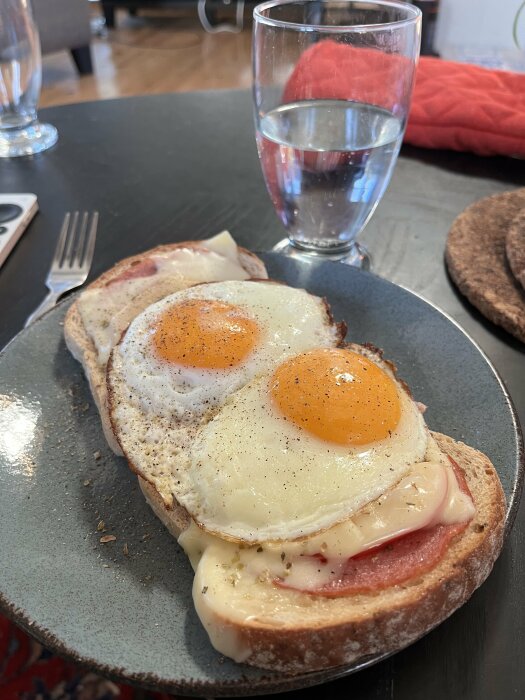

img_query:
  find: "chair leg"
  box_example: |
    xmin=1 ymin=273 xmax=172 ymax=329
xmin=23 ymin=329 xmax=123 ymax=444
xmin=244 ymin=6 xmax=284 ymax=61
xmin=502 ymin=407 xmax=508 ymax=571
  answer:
xmin=70 ymin=46 xmax=93 ymax=75
xmin=102 ymin=2 xmax=116 ymax=28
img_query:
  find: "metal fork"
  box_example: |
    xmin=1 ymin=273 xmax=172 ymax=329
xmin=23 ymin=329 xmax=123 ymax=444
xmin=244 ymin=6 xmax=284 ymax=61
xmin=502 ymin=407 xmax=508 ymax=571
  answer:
xmin=25 ymin=211 xmax=98 ymax=328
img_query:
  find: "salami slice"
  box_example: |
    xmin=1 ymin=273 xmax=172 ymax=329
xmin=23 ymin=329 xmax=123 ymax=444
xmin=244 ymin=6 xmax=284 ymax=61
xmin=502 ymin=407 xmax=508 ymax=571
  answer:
xmin=278 ymin=456 xmax=472 ymax=597
xmin=308 ymin=520 xmax=468 ymax=596
xmin=106 ymin=258 xmax=157 ymax=286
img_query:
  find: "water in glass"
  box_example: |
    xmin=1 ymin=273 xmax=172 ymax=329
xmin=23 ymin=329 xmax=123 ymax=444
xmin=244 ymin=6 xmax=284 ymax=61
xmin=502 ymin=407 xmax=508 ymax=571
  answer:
xmin=257 ymin=99 xmax=403 ymax=252
xmin=252 ymin=0 xmax=421 ymax=266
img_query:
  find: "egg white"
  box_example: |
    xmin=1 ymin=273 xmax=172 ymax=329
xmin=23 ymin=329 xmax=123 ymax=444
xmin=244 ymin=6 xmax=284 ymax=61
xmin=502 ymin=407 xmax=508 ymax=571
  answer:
xmin=111 ymin=280 xmax=341 ymax=419
xmin=108 ymin=280 xmax=343 ymax=505
xmin=178 ymin=350 xmax=428 ymax=542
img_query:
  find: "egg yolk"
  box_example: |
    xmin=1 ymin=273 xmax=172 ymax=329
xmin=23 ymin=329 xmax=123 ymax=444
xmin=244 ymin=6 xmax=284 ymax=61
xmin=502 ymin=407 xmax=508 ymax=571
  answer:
xmin=270 ymin=348 xmax=401 ymax=446
xmin=153 ymin=299 xmax=259 ymax=369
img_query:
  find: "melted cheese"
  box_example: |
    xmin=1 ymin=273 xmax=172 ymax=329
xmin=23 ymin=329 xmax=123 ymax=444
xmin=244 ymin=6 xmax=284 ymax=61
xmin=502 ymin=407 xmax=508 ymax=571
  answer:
xmin=180 ymin=441 xmax=475 ymax=661
xmin=77 ymin=231 xmax=253 ymax=365
xmin=180 ymin=457 xmax=474 ymax=585
xmin=180 ymin=450 xmax=474 ymax=602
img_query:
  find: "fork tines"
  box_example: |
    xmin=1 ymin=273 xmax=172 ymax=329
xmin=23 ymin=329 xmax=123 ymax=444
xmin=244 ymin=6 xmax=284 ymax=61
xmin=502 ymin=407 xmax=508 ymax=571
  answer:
xmin=54 ymin=211 xmax=98 ymax=271
xmin=24 ymin=211 xmax=98 ymax=328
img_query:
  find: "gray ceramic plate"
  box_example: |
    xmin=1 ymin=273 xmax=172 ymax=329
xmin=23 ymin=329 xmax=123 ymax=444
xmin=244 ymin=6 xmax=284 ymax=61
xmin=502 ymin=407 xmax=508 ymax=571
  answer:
xmin=0 ymin=253 xmax=522 ymax=697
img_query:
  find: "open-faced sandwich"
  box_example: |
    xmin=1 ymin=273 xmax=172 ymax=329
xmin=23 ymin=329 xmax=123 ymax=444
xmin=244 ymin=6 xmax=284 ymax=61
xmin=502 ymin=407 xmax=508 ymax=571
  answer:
xmin=66 ymin=234 xmax=506 ymax=674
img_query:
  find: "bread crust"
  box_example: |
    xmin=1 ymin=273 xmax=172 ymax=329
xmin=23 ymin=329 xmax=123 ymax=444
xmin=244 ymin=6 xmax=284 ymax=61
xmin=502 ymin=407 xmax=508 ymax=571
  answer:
xmin=136 ymin=432 xmax=505 ymax=674
xmin=63 ymin=241 xmax=268 ymax=455
xmin=139 ymin=477 xmax=191 ymax=536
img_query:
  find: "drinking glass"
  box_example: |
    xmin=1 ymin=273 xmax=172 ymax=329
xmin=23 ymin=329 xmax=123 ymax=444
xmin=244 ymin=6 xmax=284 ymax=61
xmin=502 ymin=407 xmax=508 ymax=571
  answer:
xmin=0 ymin=0 xmax=57 ymax=158
xmin=253 ymin=0 xmax=421 ymax=267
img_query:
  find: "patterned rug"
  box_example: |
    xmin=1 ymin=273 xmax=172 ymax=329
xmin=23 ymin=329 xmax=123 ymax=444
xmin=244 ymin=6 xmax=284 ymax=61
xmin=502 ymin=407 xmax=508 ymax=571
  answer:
xmin=0 ymin=614 xmax=185 ymax=700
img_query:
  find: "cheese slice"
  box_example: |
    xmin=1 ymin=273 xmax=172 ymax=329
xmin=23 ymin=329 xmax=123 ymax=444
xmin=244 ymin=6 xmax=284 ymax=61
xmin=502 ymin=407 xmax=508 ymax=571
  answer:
xmin=179 ymin=438 xmax=475 ymax=662
xmin=180 ymin=457 xmax=474 ymax=588
xmin=77 ymin=231 xmax=253 ymax=365
xmin=180 ymin=448 xmax=474 ymax=616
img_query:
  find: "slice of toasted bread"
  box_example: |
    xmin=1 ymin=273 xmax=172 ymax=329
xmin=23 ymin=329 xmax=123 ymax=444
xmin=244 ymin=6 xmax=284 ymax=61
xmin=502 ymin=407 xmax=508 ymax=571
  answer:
xmin=64 ymin=238 xmax=268 ymax=454
xmin=137 ymin=432 xmax=505 ymax=674
xmin=139 ymin=476 xmax=191 ymax=537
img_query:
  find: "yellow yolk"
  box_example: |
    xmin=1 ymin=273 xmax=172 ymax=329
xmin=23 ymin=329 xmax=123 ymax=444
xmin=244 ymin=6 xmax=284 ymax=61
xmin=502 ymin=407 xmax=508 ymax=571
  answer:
xmin=270 ymin=348 xmax=401 ymax=445
xmin=153 ymin=299 xmax=260 ymax=369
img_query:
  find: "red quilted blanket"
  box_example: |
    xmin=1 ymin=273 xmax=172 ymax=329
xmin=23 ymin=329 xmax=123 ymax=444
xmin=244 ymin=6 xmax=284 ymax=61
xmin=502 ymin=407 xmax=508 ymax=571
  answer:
xmin=283 ymin=40 xmax=525 ymax=158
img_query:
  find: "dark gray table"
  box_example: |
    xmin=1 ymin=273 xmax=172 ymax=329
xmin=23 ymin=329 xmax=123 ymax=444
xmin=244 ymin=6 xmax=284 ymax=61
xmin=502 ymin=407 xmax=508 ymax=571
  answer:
xmin=1 ymin=90 xmax=524 ymax=699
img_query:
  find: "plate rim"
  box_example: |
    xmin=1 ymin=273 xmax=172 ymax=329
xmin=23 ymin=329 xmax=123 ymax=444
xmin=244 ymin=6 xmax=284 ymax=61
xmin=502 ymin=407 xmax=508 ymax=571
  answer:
xmin=0 ymin=254 xmax=523 ymax=696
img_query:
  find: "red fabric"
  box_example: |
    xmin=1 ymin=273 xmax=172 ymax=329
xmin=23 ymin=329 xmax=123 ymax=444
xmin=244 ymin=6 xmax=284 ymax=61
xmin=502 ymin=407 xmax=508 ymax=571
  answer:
xmin=283 ymin=40 xmax=525 ymax=158
xmin=283 ymin=41 xmax=413 ymax=113
xmin=407 ymin=56 xmax=525 ymax=157
xmin=0 ymin=614 xmax=181 ymax=699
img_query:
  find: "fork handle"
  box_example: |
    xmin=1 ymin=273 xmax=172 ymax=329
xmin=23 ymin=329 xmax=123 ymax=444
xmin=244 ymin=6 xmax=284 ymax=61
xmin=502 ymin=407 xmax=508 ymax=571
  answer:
xmin=24 ymin=290 xmax=62 ymax=328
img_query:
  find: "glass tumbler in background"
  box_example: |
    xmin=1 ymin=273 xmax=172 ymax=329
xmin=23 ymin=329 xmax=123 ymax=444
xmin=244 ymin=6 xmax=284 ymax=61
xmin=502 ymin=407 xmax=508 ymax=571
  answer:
xmin=253 ymin=0 xmax=421 ymax=267
xmin=0 ymin=0 xmax=57 ymax=157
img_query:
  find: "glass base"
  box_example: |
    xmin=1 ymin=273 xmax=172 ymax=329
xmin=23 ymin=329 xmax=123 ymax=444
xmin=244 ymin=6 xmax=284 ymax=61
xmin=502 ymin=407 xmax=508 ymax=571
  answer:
xmin=0 ymin=122 xmax=58 ymax=158
xmin=272 ymin=239 xmax=371 ymax=270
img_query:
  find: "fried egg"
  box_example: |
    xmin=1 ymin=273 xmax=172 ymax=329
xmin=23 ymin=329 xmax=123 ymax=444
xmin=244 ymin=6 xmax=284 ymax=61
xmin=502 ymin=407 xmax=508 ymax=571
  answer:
xmin=108 ymin=280 xmax=345 ymax=504
xmin=77 ymin=232 xmax=259 ymax=367
xmin=178 ymin=345 xmax=428 ymax=542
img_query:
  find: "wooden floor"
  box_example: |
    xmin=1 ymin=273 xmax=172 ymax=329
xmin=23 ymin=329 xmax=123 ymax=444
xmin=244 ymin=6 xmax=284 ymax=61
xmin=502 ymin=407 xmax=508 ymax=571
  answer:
xmin=40 ymin=8 xmax=252 ymax=108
